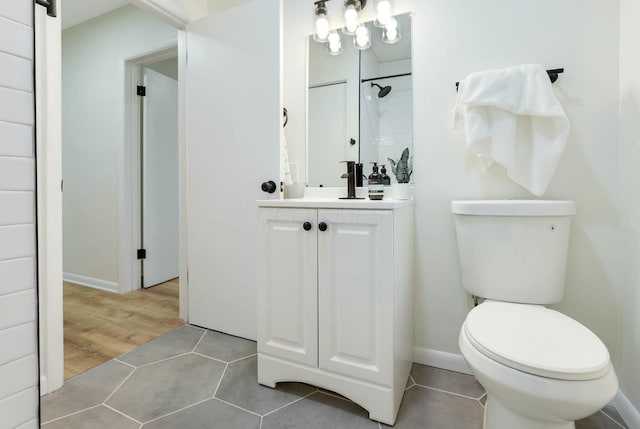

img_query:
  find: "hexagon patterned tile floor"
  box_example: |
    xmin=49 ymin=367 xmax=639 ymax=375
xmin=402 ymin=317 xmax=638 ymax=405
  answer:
xmin=41 ymin=325 xmax=629 ymax=429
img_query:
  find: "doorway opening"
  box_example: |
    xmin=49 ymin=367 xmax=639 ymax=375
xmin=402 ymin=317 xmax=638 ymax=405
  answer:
xmin=58 ymin=5 xmax=185 ymax=381
xmin=64 ymin=50 xmax=182 ymax=380
xmin=127 ymin=50 xmax=180 ymax=291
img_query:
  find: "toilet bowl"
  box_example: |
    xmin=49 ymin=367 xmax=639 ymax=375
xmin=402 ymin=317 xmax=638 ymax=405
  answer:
xmin=451 ymin=200 xmax=619 ymax=429
xmin=459 ymin=301 xmax=618 ymax=429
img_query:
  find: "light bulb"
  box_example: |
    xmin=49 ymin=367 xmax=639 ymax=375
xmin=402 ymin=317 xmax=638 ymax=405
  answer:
xmin=382 ymin=16 xmax=399 ymax=43
xmin=377 ymin=0 xmax=391 ymax=14
xmin=327 ymin=41 xmax=343 ymax=55
xmin=356 ymin=36 xmax=368 ymax=47
xmin=315 ymin=15 xmax=329 ymax=41
xmin=326 ymin=31 xmax=343 ymax=55
xmin=385 ymin=17 xmax=397 ymax=31
xmin=385 ymin=29 xmax=397 ymax=41
xmin=375 ymin=0 xmax=392 ymax=27
xmin=343 ymin=5 xmax=358 ymax=34
xmin=353 ymin=25 xmax=371 ymax=50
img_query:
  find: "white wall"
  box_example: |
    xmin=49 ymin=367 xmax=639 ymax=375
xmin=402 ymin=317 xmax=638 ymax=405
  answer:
xmin=285 ymin=0 xmax=625 ymax=391
xmin=62 ymin=5 xmax=177 ymax=291
xmin=619 ymin=0 xmax=640 ymax=418
xmin=410 ymin=0 xmax=622 ymax=366
xmin=148 ymin=56 xmax=178 ymax=80
xmin=0 ymin=1 xmax=39 ymax=427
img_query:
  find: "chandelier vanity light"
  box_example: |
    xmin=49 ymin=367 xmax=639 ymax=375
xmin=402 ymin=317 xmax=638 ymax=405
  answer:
xmin=312 ymin=0 xmax=400 ymax=55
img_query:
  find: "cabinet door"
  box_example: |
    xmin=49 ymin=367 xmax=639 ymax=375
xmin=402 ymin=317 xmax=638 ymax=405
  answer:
xmin=257 ymin=208 xmax=318 ymax=367
xmin=318 ymin=210 xmax=394 ymax=386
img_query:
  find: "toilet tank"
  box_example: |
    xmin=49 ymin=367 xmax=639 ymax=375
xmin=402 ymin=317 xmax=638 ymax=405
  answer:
xmin=452 ymin=200 xmax=576 ymax=304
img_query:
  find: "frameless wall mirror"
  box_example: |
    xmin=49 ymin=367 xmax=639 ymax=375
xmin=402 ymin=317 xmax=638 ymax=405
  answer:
xmin=307 ymin=12 xmax=412 ymax=187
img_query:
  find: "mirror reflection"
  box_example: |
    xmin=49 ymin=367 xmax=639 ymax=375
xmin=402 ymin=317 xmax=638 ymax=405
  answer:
xmin=307 ymin=13 xmax=412 ymax=187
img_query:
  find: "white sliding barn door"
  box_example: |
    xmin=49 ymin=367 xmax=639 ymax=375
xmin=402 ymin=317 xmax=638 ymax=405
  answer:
xmin=186 ymin=0 xmax=281 ymax=339
xmin=0 ymin=1 xmax=40 ymax=426
xmin=142 ymin=68 xmax=179 ymax=288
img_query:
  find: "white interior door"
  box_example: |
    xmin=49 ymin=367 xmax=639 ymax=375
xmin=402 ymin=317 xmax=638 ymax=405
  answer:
xmin=186 ymin=0 xmax=280 ymax=340
xmin=142 ymin=68 xmax=179 ymax=288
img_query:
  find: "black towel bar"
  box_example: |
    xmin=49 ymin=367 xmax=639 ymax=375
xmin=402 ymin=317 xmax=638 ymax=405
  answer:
xmin=455 ymin=68 xmax=564 ymax=91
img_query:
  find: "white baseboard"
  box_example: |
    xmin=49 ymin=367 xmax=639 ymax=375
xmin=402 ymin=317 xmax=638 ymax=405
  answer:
xmin=611 ymin=389 xmax=640 ymax=428
xmin=414 ymin=348 xmax=639 ymax=427
xmin=413 ymin=347 xmax=640 ymax=427
xmin=63 ymin=272 xmax=119 ymax=293
xmin=413 ymin=347 xmax=471 ymax=375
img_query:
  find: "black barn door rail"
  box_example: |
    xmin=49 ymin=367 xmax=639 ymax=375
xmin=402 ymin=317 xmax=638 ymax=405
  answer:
xmin=35 ymin=0 xmax=57 ymax=18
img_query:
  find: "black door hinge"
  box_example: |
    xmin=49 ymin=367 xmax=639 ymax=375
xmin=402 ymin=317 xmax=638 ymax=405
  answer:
xmin=137 ymin=249 xmax=146 ymax=259
xmin=35 ymin=0 xmax=57 ymax=18
xmin=137 ymin=85 xmax=146 ymax=96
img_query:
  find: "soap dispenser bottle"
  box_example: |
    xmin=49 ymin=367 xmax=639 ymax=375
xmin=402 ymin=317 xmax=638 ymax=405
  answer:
xmin=368 ymin=162 xmax=384 ymax=200
xmin=380 ymin=164 xmax=391 ymax=186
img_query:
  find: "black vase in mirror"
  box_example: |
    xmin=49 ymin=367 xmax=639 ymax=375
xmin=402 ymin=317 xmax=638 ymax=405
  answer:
xmin=368 ymin=163 xmax=384 ymax=200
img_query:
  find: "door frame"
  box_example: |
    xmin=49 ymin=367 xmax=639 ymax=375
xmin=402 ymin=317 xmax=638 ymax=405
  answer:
xmin=123 ymin=38 xmax=188 ymax=318
xmin=37 ymin=28 xmax=188 ymax=396
xmin=35 ymin=2 xmax=63 ymax=396
xmin=123 ymin=43 xmax=177 ymax=294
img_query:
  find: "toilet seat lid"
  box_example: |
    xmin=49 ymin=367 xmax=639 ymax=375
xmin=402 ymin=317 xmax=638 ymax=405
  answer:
xmin=464 ymin=301 xmax=610 ymax=381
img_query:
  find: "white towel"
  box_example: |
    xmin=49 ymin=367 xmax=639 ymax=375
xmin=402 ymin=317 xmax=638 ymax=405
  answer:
xmin=280 ymin=117 xmax=294 ymax=186
xmin=453 ymin=64 xmax=570 ymax=196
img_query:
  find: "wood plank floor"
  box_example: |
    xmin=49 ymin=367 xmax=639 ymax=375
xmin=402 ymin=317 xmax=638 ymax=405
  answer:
xmin=63 ymin=279 xmax=185 ymax=380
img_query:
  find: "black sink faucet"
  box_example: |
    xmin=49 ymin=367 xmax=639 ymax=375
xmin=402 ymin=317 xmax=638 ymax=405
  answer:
xmin=340 ymin=161 xmax=364 ymax=200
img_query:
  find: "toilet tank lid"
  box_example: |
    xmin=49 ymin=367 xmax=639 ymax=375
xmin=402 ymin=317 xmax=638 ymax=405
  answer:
xmin=451 ymin=200 xmax=576 ymax=216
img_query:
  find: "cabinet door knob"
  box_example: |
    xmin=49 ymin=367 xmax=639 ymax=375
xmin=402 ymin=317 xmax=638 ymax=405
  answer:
xmin=318 ymin=222 xmax=328 ymax=232
xmin=261 ymin=180 xmax=277 ymax=193
xmin=303 ymin=221 xmax=312 ymax=231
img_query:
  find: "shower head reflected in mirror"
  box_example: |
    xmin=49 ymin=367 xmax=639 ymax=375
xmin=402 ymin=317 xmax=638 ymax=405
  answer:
xmin=371 ymin=82 xmax=392 ymax=98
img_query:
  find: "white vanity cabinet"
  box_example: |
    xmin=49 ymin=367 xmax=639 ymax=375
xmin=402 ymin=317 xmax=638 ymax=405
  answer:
xmin=257 ymin=199 xmax=413 ymax=425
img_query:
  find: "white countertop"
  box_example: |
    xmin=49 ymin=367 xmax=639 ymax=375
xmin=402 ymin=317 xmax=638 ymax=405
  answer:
xmin=256 ymin=197 xmax=413 ymax=209
xmin=257 ymin=187 xmax=414 ymax=209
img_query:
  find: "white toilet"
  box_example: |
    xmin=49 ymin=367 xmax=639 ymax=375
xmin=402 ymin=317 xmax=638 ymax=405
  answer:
xmin=452 ymin=200 xmax=618 ymax=429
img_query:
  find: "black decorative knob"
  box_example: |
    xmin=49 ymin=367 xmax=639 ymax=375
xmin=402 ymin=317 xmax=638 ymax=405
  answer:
xmin=318 ymin=222 xmax=328 ymax=232
xmin=303 ymin=222 xmax=312 ymax=231
xmin=261 ymin=180 xmax=277 ymax=193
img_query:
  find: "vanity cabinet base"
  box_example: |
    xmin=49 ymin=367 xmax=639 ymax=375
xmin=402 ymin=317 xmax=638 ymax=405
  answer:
xmin=257 ymin=203 xmax=414 ymax=426
xmin=258 ymin=353 xmax=409 ymax=425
